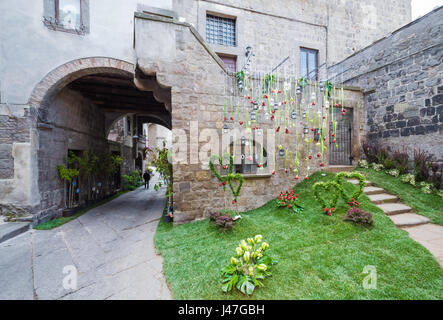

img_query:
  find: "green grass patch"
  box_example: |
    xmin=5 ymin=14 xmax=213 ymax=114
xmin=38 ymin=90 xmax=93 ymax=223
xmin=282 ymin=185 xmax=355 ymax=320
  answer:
xmin=33 ymin=190 xmax=130 ymax=230
xmin=356 ymin=167 xmax=443 ymax=225
xmin=155 ymin=171 xmax=443 ymax=299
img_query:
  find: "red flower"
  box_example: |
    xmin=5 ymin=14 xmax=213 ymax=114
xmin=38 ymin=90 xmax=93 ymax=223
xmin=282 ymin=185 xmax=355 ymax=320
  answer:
xmin=257 ymin=164 xmax=262 ymax=168
xmin=332 ymin=139 xmax=336 ymax=143
xmin=239 ymin=121 xmax=243 ymax=125
xmin=288 ymin=204 xmax=292 ymax=208
xmin=311 ymin=128 xmax=315 ymax=132
xmin=224 ymin=117 xmax=228 ymax=121
xmin=295 ymin=176 xmax=299 ymax=180
xmin=305 ymin=176 xmax=309 ymax=180
xmin=219 ymin=183 xmax=223 ymax=187
xmin=308 ymin=155 xmax=312 ymax=160
xmin=271 ymin=115 xmax=275 ymax=120
xmin=312 ymin=102 xmax=316 ymax=106
xmin=277 ymin=90 xmax=281 ymax=94
xmin=276 ymin=126 xmax=280 ymax=132
xmin=272 ymin=171 xmax=276 ymax=175
xmin=317 ymin=153 xmax=321 ymax=158
xmin=285 ymin=128 xmax=289 ymax=134
xmin=262 ymin=101 xmax=266 ymax=106
xmin=341 ymin=112 xmax=345 ymax=116
xmin=331 ymin=133 xmax=335 ymax=137
xmin=232 ymin=200 xmax=236 ymax=204
xmin=230 ymin=116 xmax=234 ymax=121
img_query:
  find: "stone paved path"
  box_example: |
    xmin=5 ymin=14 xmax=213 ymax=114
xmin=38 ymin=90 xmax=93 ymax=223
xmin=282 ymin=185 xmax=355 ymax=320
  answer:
xmin=348 ymin=178 xmax=443 ymax=267
xmin=0 ymin=174 xmax=172 ymax=300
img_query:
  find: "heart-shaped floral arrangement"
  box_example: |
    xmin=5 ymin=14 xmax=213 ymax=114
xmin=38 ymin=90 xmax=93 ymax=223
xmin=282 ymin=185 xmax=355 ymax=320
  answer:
xmin=209 ymin=153 xmax=244 ymax=203
xmin=334 ymin=172 xmax=366 ymax=203
xmin=312 ymin=181 xmax=341 ymax=215
xmin=313 ymin=171 xmax=367 ymax=215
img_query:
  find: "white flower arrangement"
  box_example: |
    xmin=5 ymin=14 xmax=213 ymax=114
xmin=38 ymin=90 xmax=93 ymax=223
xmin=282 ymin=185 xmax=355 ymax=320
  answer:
xmin=387 ymin=169 xmax=399 ymax=177
xmin=419 ymin=181 xmax=433 ymax=194
xmin=358 ymin=159 xmax=369 ymax=168
xmin=401 ymin=173 xmax=415 ymax=186
xmin=371 ymin=163 xmax=384 ymax=171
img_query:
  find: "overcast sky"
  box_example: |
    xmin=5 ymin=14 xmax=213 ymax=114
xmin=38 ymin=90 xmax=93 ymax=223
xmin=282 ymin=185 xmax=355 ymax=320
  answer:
xmin=411 ymin=0 xmax=443 ymax=19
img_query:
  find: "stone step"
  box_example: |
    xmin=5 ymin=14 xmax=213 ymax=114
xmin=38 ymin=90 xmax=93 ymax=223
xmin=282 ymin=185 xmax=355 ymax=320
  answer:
xmin=376 ymin=203 xmax=413 ymax=215
xmin=327 ymin=165 xmax=356 ymax=173
xmin=346 ymin=179 xmax=373 ymax=187
xmin=368 ymin=193 xmax=398 ymax=204
xmin=0 ymin=222 xmax=30 ymax=244
xmin=389 ymin=213 xmax=430 ymax=227
xmin=363 ymin=186 xmax=385 ymax=195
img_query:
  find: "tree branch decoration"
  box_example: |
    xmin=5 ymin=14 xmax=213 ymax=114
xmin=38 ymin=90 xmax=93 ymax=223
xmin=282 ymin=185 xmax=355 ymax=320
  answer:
xmin=334 ymin=172 xmax=366 ymax=203
xmin=209 ymin=153 xmax=244 ymax=203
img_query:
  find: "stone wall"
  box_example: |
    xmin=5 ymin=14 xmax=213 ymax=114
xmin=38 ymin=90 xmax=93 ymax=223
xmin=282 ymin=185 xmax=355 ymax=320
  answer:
xmin=328 ymin=7 xmax=443 ymax=160
xmin=172 ymin=0 xmax=411 ymax=74
xmin=135 ymin=13 xmax=364 ymax=224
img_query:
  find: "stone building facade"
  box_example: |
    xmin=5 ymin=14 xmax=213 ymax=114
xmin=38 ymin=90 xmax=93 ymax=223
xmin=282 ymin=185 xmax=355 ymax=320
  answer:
xmin=0 ymin=0 xmax=412 ymax=224
xmin=328 ymin=6 xmax=443 ymax=161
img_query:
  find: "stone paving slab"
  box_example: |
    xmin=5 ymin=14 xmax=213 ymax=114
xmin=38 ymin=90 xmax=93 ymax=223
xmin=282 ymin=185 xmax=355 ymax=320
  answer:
xmin=367 ymin=193 xmax=398 ymax=204
xmin=402 ymin=224 xmax=443 ymax=267
xmin=346 ymin=179 xmax=372 ymax=186
xmin=0 ymin=222 xmax=30 ymax=244
xmin=0 ymin=232 xmax=34 ymax=300
xmin=363 ymin=186 xmax=385 ymax=195
xmin=0 ymin=173 xmax=172 ymax=300
xmin=389 ymin=213 xmax=430 ymax=227
xmin=376 ymin=203 xmax=413 ymax=215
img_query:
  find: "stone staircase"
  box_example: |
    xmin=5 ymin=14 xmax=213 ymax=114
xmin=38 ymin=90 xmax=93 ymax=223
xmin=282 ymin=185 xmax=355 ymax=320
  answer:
xmin=347 ymin=179 xmax=430 ymax=227
xmin=347 ymin=178 xmax=443 ymax=267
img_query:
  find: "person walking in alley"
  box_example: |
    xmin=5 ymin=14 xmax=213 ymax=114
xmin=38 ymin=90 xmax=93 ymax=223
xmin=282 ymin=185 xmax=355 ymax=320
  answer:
xmin=143 ymin=170 xmax=151 ymax=189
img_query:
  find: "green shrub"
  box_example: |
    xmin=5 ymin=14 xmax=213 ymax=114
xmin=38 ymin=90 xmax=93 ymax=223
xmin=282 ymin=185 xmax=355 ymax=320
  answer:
xmin=122 ymin=170 xmax=142 ymax=190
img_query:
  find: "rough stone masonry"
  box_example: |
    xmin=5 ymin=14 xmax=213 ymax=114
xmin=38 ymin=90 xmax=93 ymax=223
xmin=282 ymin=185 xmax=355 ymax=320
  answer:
xmin=328 ymin=6 xmax=443 ymax=161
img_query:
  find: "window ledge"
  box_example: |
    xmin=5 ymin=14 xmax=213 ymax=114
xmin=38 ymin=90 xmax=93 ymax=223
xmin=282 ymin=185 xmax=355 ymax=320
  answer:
xmin=222 ymin=173 xmax=272 ymax=179
xmin=43 ymin=18 xmax=87 ymax=35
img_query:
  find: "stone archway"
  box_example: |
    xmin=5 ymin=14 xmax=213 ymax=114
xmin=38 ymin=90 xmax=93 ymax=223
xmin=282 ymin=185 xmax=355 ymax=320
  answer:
xmin=28 ymin=57 xmax=171 ymax=223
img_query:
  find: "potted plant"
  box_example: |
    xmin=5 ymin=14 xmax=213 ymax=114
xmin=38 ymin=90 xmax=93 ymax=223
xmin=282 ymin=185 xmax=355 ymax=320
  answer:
xmin=56 ymin=163 xmax=79 ymax=217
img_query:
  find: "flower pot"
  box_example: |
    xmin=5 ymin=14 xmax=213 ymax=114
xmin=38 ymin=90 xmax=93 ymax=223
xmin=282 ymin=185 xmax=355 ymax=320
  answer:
xmin=62 ymin=208 xmax=76 ymax=218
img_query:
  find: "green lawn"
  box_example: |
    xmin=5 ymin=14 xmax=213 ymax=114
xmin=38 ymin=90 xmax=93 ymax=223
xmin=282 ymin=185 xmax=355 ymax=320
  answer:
xmin=356 ymin=167 xmax=443 ymax=225
xmin=155 ymin=171 xmax=443 ymax=300
xmin=34 ymin=190 xmax=130 ymax=230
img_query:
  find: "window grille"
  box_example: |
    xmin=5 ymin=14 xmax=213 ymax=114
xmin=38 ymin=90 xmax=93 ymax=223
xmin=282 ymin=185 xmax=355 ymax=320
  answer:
xmin=206 ymin=14 xmax=236 ymax=46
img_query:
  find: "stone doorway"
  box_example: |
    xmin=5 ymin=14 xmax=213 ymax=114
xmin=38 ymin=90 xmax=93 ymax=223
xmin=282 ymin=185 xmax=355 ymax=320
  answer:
xmin=329 ymin=107 xmax=353 ymax=165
